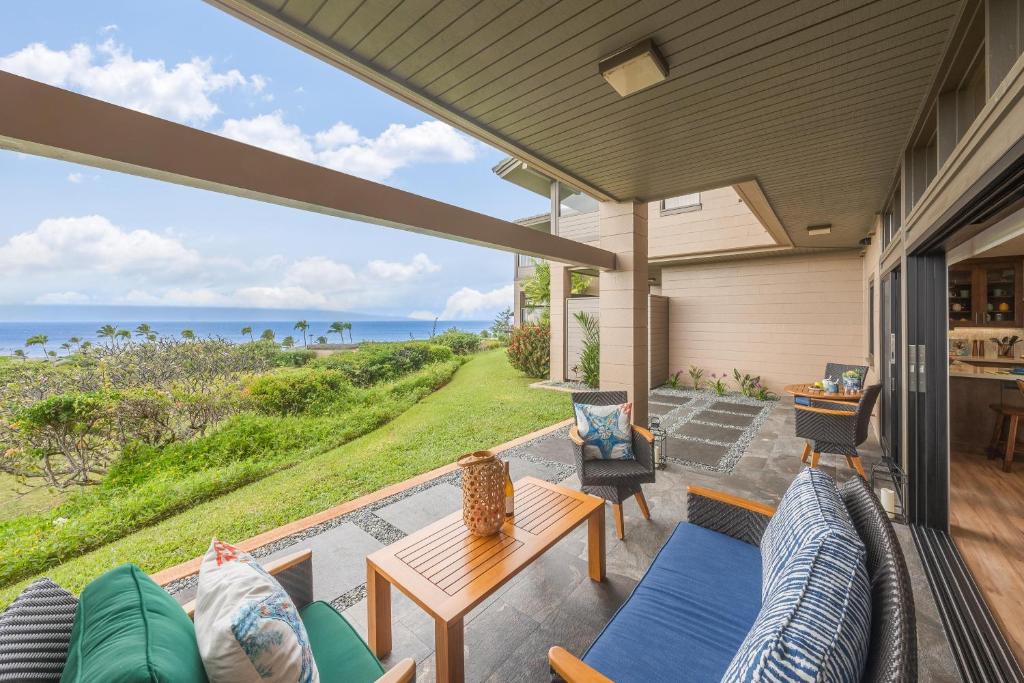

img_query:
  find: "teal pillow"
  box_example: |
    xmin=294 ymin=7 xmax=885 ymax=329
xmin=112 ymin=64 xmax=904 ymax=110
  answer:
xmin=61 ymin=564 xmax=208 ymax=683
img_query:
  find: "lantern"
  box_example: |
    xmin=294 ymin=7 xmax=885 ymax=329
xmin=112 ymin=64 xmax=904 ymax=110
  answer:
xmin=649 ymin=416 xmax=668 ymax=469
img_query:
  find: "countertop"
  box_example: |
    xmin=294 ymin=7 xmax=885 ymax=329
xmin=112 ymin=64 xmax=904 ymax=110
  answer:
xmin=948 ymin=355 xmax=1024 ymax=365
xmin=949 ymin=364 xmax=1024 ymax=381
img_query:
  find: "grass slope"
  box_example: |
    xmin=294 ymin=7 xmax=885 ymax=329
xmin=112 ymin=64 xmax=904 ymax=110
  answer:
xmin=0 ymin=350 xmax=569 ymax=605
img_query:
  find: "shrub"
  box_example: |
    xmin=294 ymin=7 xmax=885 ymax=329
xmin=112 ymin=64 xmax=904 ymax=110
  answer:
xmin=507 ymin=324 xmax=550 ymax=378
xmin=732 ymin=369 xmax=760 ymax=398
xmin=688 ymin=365 xmax=705 ymax=390
xmin=574 ymin=311 xmax=600 ymax=388
xmin=708 ymin=373 xmax=728 ymax=396
xmin=666 ymin=371 xmax=683 ymax=389
xmin=432 ymin=329 xmax=481 ymax=355
xmin=311 ymin=343 xmax=452 ymax=387
xmin=245 ymin=368 xmax=357 ymax=416
xmin=270 ymin=348 xmax=316 ymax=367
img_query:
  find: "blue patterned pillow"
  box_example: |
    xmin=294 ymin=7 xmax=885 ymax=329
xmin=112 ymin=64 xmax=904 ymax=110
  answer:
xmin=574 ymin=402 xmax=635 ymax=461
xmin=723 ymin=468 xmax=871 ymax=682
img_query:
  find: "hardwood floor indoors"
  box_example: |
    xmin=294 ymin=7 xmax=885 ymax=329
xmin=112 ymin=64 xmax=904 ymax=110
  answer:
xmin=949 ymin=448 xmax=1024 ymax=666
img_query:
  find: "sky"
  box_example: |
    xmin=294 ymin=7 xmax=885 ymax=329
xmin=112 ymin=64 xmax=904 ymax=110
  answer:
xmin=0 ymin=1 xmax=549 ymax=320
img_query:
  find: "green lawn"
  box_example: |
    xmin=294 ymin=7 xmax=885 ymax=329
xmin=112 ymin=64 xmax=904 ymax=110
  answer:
xmin=0 ymin=475 xmax=63 ymax=521
xmin=0 ymin=350 xmax=569 ymax=606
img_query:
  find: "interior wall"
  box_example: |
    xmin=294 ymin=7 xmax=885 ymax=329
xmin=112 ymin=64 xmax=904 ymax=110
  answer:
xmin=660 ymin=250 xmax=865 ymax=392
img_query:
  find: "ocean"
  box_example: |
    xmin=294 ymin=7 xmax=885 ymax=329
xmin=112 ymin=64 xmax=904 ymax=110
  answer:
xmin=0 ymin=320 xmax=489 ymax=357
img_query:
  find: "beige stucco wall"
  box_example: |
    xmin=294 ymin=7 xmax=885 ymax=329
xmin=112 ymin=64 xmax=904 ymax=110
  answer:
xmin=660 ymin=250 xmax=865 ymax=392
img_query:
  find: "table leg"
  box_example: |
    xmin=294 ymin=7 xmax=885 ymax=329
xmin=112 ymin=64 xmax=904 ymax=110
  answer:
xmin=587 ymin=504 xmax=606 ymax=582
xmin=367 ymin=564 xmax=392 ymax=658
xmin=434 ymin=617 xmax=464 ymax=683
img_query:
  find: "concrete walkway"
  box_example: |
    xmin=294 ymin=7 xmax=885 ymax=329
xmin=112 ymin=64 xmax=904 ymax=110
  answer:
xmin=171 ymin=394 xmax=960 ymax=682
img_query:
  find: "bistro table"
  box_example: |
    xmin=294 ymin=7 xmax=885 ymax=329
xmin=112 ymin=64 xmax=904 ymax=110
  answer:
xmin=784 ymin=383 xmax=863 ymax=402
xmin=366 ymin=477 xmax=605 ymax=683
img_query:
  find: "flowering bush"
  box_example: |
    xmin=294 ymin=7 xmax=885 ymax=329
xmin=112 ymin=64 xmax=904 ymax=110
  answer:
xmin=507 ymin=324 xmax=550 ymax=378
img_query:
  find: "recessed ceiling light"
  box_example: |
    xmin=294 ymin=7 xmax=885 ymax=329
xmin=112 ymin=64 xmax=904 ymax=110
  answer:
xmin=807 ymin=223 xmax=832 ymax=236
xmin=599 ymin=39 xmax=668 ymax=97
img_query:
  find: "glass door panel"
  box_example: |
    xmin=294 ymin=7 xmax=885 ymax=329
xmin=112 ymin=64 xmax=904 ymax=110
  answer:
xmin=983 ymin=264 xmax=1016 ymax=324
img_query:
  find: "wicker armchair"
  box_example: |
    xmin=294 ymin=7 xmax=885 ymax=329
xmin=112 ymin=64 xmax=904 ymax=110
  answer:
xmin=569 ymin=391 xmax=655 ymax=540
xmin=795 ymin=383 xmax=882 ymax=478
xmin=824 ymin=362 xmax=868 ymax=382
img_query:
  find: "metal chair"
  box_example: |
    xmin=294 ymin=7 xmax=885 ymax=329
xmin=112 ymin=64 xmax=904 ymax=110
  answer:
xmin=568 ymin=391 xmax=655 ymax=540
xmin=795 ymin=384 xmax=882 ymax=478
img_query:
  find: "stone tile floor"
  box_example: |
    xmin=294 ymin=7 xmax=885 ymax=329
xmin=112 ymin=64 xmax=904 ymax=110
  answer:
xmin=176 ymin=396 xmax=962 ymax=682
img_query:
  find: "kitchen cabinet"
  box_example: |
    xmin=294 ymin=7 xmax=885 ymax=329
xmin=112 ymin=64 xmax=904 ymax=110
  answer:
xmin=948 ymin=258 xmax=1024 ymax=328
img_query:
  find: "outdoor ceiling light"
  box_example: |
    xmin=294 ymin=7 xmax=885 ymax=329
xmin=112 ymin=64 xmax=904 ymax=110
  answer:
xmin=807 ymin=223 xmax=832 ymax=236
xmin=599 ymin=39 xmax=668 ymax=97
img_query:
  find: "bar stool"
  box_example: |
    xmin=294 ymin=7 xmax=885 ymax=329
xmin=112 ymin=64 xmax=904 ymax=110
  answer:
xmin=987 ymin=379 xmax=1024 ymax=472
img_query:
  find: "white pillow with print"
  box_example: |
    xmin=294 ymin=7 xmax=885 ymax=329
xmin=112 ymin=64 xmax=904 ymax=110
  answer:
xmin=574 ymin=402 xmax=635 ymax=461
xmin=194 ymin=539 xmax=319 ymax=683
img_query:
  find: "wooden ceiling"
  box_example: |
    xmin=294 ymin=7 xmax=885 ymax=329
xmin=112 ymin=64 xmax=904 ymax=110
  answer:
xmin=211 ymin=0 xmax=963 ymax=247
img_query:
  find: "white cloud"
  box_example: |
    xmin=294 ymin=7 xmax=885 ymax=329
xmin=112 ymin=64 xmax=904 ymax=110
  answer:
xmin=0 ymin=215 xmax=201 ymax=275
xmin=217 ymin=112 xmax=477 ymax=181
xmin=34 ymin=291 xmax=89 ymax=305
xmin=366 ymin=253 xmax=439 ymax=281
xmin=101 ymin=24 xmax=118 ymax=33
xmin=284 ymin=256 xmax=358 ymax=292
xmin=67 ymin=172 xmax=84 ymax=183
xmin=0 ymin=39 xmax=261 ymax=124
xmin=421 ymin=285 xmax=514 ymax=320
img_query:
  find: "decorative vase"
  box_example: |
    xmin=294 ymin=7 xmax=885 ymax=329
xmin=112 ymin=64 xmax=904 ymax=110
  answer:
xmin=822 ymin=378 xmax=839 ymax=393
xmin=842 ymin=376 xmax=862 ymax=392
xmin=458 ymin=451 xmax=505 ymax=536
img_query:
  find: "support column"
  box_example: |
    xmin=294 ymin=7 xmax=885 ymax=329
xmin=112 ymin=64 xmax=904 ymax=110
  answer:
xmin=598 ymin=200 xmax=649 ymax=426
xmin=549 ymin=262 xmax=570 ymax=382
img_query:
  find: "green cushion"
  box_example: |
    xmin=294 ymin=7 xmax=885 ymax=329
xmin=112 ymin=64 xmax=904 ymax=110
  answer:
xmin=299 ymin=601 xmax=384 ymax=683
xmin=60 ymin=564 xmax=208 ymax=683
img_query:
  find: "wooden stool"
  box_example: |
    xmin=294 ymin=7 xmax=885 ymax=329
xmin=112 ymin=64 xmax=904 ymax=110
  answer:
xmin=987 ymin=403 xmax=1024 ymax=472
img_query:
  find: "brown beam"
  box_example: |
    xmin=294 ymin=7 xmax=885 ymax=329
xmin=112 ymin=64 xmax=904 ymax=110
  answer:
xmin=0 ymin=72 xmax=616 ymax=271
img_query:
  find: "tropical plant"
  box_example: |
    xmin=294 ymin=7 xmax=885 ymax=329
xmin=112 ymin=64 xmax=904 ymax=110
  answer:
xmin=315 ymin=335 xmax=328 ymax=345
xmin=521 ymin=262 xmax=590 ymax=325
xmin=260 ymin=329 xmax=275 ymax=341
xmin=294 ymin=320 xmax=309 ymax=347
xmin=68 ymin=336 xmax=82 ymax=349
xmin=60 ymin=342 xmax=73 ymax=356
xmin=96 ymin=324 xmax=117 ymax=348
xmin=666 ymin=370 xmax=683 ymax=389
xmin=134 ymin=323 xmax=156 ymax=339
xmin=328 ymin=321 xmax=346 ymax=343
xmin=688 ymin=365 xmax=705 ymax=390
xmin=180 ymin=329 xmax=196 ymax=341
xmin=574 ymin=311 xmax=600 ymax=388
xmin=431 ymin=329 xmax=480 ymax=355
xmin=491 ymin=307 xmax=513 ymax=341
xmin=708 ymin=373 xmax=728 ymax=396
xmin=310 ymin=342 xmax=452 ymax=387
xmin=752 ymin=382 xmax=778 ymax=401
xmin=281 ymin=336 xmax=295 ymax=349
xmin=732 ymin=369 xmax=761 ymax=398
xmin=115 ymin=329 xmax=132 ymax=347
xmin=13 ymin=349 xmax=26 ymax=361
xmin=241 ymin=326 xmax=254 ymax=342
xmin=25 ymin=334 xmax=49 ymax=359
xmin=507 ymin=323 xmax=550 ymax=377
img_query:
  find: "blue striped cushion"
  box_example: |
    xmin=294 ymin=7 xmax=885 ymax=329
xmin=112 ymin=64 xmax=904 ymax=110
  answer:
xmin=723 ymin=468 xmax=871 ymax=682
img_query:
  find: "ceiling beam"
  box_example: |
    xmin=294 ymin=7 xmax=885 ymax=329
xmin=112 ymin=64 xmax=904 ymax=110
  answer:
xmin=0 ymin=72 xmax=616 ymax=271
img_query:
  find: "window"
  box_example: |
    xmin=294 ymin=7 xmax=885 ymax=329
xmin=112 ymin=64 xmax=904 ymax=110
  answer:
xmin=660 ymin=193 xmax=701 ymax=214
xmin=518 ymin=254 xmax=540 ymax=267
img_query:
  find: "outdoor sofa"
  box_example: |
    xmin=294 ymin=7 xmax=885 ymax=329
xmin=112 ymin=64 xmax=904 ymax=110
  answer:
xmin=549 ymin=469 xmax=916 ymax=682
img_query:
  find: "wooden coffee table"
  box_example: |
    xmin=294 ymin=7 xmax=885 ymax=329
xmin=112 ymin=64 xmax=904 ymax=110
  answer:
xmin=366 ymin=477 xmax=605 ymax=683
xmin=784 ymin=382 xmax=863 ymax=402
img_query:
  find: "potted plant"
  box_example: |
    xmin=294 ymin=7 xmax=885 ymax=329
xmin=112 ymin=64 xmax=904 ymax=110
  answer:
xmin=841 ymin=369 xmax=863 ymax=392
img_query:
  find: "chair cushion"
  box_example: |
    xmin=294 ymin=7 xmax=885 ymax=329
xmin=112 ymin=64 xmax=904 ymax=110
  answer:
xmin=580 ymin=458 xmax=651 ymax=486
xmin=299 ymin=601 xmax=384 ymax=683
xmin=724 ymin=468 xmax=871 ymax=683
xmin=574 ymin=402 xmax=635 ymax=460
xmin=60 ymin=564 xmax=208 ymax=683
xmin=0 ymin=577 xmax=78 ymax=682
xmin=583 ymin=523 xmax=762 ymax=682
xmin=194 ymin=539 xmax=318 ymax=683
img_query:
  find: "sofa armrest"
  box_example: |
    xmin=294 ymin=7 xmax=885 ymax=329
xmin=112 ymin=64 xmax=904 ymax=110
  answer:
xmin=549 ymin=647 xmax=613 ymax=683
xmin=182 ymin=548 xmax=314 ymax=619
xmin=686 ymin=486 xmax=775 ymax=547
xmin=376 ymin=657 xmax=416 ymax=683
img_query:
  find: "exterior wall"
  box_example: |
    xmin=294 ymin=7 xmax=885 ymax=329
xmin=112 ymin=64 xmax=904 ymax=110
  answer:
xmin=661 ymin=251 xmax=864 ymax=392
xmin=565 ymin=296 xmax=599 ymax=382
xmin=648 ymin=186 xmax=775 ymax=258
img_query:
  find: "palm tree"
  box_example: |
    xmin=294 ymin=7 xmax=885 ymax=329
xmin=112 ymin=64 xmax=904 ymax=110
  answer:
xmin=47 ymin=350 xmax=57 ymax=360
xmin=328 ymin=321 xmax=345 ymax=343
xmin=180 ymin=329 xmax=196 ymax=341
xmin=13 ymin=349 xmax=26 ymax=361
xmin=68 ymin=336 xmax=82 ymax=349
xmin=96 ymin=324 xmax=117 ymax=348
xmin=294 ymin=320 xmax=309 ymax=347
xmin=80 ymin=341 xmax=93 ymax=352
xmin=316 ymin=335 xmax=328 ymax=345
xmin=281 ymin=335 xmax=295 ymax=349
xmin=260 ymin=329 xmax=275 ymax=341
xmin=115 ymin=329 xmax=132 ymax=347
xmin=147 ymin=333 xmax=157 ymax=342
xmin=135 ymin=323 xmax=156 ymax=339
xmin=343 ymin=322 xmax=354 ymax=343
xmin=25 ymin=334 xmax=49 ymax=359
xmin=241 ymin=325 xmax=254 ymax=342
xmin=60 ymin=341 xmax=73 ymax=356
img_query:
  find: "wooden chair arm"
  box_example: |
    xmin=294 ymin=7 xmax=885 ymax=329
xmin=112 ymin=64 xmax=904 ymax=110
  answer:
xmin=376 ymin=658 xmax=416 ymax=683
xmin=686 ymin=486 xmax=776 ymax=517
xmin=794 ymin=404 xmax=856 ymax=417
xmin=182 ymin=548 xmax=313 ymax=619
xmin=631 ymin=425 xmax=655 ymax=443
xmin=549 ymin=646 xmax=613 ymax=683
xmin=569 ymin=425 xmax=585 ymax=446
